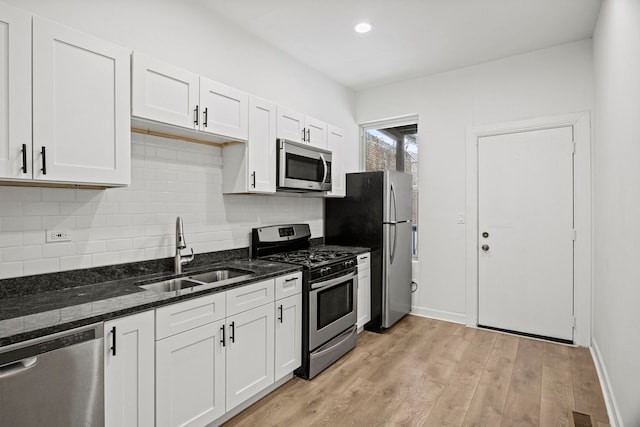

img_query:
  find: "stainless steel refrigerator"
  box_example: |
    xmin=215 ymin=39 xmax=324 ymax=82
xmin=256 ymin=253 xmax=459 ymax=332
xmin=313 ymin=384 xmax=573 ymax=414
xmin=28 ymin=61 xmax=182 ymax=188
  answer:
xmin=325 ymin=170 xmax=413 ymax=331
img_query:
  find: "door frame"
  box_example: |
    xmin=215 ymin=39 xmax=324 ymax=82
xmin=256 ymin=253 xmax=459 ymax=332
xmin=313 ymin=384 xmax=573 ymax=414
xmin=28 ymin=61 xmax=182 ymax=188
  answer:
xmin=465 ymin=112 xmax=591 ymax=346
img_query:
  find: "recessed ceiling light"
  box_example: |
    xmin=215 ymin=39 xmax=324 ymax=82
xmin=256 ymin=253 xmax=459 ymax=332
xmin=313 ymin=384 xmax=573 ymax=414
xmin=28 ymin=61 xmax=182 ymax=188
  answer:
xmin=354 ymin=22 xmax=372 ymax=34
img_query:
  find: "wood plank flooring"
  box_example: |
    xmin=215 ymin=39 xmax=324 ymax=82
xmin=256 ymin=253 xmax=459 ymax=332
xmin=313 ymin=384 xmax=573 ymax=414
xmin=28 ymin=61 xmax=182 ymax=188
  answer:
xmin=223 ymin=316 xmax=609 ymax=427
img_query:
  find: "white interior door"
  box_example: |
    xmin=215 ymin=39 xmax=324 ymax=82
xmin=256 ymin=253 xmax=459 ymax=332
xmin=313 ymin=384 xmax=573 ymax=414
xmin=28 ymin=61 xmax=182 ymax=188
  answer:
xmin=478 ymin=126 xmax=574 ymax=341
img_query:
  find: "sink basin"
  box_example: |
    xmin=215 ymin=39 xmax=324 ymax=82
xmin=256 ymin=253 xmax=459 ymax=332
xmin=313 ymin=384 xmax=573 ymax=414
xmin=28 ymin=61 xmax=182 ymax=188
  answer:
xmin=138 ymin=268 xmax=255 ymax=293
xmin=138 ymin=278 xmax=200 ymax=292
xmin=189 ymin=269 xmax=253 ymax=284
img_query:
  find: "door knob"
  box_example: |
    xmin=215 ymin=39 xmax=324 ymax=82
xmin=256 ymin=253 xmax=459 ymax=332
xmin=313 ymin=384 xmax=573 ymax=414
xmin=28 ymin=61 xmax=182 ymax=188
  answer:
xmin=481 ymin=244 xmax=490 ymax=251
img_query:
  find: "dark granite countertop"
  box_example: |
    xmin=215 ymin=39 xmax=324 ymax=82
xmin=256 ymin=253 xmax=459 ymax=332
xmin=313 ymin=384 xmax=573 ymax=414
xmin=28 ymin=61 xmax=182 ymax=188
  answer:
xmin=0 ymin=258 xmax=300 ymax=347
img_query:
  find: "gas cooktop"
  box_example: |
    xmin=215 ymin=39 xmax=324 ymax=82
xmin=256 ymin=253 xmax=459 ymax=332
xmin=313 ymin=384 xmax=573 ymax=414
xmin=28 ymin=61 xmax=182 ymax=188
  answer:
xmin=261 ymin=248 xmax=354 ymax=269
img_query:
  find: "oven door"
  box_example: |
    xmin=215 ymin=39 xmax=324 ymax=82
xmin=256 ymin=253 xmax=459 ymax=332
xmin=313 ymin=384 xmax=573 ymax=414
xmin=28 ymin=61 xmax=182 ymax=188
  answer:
xmin=308 ymin=270 xmax=357 ymax=350
xmin=278 ymin=139 xmax=332 ymax=191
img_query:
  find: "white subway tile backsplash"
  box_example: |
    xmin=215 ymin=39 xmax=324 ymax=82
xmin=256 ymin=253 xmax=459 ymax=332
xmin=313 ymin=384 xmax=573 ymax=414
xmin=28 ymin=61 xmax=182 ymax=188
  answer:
xmin=91 ymin=251 xmax=120 ymax=267
xmin=3 ymin=245 xmax=43 ymax=262
xmin=23 ymin=202 xmax=59 ymax=216
xmin=0 ymin=202 xmax=22 ymax=216
xmin=42 ymin=242 xmax=76 ymax=258
xmin=0 ymin=134 xmax=323 ymax=280
xmin=0 ymin=261 xmax=23 ymax=279
xmin=0 ymin=232 xmax=23 ymax=248
xmin=76 ymin=240 xmax=106 ymax=255
xmin=42 ymin=216 xmax=75 ymax=230
xmin=59 ymin=255 xmax=92 ymax=271
xmin=23 ymin=258 xmax=60 ymax=276
xmin=1 ymin=216 xmax=43 ymax=232
xmin=2 ymin=186 xmax=42 ymax=201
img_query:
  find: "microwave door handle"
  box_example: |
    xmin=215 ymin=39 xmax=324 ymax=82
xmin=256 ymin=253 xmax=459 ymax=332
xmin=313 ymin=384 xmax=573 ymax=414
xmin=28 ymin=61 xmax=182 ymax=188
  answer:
xmin=310 ymin=271 xmax=357 ymax=290
xmin=320 ymin=154 xmax=328 ymax=184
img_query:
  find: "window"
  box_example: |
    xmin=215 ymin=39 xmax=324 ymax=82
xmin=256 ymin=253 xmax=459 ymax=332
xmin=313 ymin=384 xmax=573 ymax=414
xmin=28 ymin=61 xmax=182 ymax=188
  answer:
xmin=363 ymin=121 xmax=418 ymax=257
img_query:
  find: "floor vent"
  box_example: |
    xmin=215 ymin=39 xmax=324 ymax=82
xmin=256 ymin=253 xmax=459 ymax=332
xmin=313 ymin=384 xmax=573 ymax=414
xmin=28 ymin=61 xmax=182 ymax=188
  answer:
xmin=572 ymin=411 xmax=593 ymax=427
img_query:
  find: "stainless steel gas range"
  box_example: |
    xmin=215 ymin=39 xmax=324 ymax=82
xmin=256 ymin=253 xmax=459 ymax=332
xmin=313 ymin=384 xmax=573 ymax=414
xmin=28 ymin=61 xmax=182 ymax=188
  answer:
xmin=251 ymin=224 xmax=358 ymax=379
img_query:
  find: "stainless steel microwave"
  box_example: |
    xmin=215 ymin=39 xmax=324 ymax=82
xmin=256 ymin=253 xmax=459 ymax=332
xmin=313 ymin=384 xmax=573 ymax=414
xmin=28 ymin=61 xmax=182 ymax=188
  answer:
xmin=277 ymin=139 xmax=332 ymax=192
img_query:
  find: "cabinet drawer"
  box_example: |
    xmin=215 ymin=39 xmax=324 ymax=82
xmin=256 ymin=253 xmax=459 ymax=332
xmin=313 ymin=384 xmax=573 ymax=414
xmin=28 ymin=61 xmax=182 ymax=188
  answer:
xmin=226 ymin=279 xmax=274 ymax=317
xmin=156 ymin=292 xmax=226 ymax=340
xmin=357 ymin=252 xmax=371 ymax=270
xmin=275 ymin=272 xmax=302 ymax=300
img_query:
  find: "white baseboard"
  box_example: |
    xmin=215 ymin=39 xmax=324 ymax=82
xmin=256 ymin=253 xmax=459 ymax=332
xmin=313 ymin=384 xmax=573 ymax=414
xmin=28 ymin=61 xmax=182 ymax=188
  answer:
xmin=591 ymin=338 xmax=623 ymax=427
xmin=410 ymin=306 xmax=466 ymax=324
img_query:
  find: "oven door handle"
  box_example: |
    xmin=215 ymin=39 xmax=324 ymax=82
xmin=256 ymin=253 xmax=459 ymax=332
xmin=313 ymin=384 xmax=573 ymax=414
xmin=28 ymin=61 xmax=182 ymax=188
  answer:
xmin=310 ymin=271 xmax=357 ymax=290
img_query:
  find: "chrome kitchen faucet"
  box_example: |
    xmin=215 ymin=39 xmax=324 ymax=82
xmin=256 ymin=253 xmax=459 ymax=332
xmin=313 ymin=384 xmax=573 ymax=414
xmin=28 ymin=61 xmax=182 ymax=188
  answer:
xmin=174 ymin=216 xmax=194 ymax=274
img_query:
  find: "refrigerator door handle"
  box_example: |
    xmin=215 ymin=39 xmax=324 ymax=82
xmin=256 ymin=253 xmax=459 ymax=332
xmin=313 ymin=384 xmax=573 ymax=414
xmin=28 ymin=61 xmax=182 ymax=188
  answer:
xmin=389 ymin=223 xmax=397 ymax=264
xmin=390 ymin=182 xmax=397 ymax=223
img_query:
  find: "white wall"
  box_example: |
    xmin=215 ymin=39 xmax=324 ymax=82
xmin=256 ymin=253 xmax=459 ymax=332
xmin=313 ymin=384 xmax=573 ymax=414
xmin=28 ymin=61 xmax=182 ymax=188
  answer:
xmin=592 ymin=0 xmax=640 ymax=425
xmin=356 ymin=40 xmax=594 ymax=322
xmin=0 ymin=0 xmax=356 ymax=279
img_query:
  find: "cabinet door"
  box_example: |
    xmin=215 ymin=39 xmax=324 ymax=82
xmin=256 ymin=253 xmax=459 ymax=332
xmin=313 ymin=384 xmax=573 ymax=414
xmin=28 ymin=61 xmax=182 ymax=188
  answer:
xmin=131 ymin=53 xmax=199 ymax=130
xmin=304 ymin=116 xmax=327 ymax=149
xmin=326 ymin=125 xmax=345 ymax=197
xmin=247 ymin=96 xmax=277 ymax=193
xmin=274 ymin=293 xmax=302 ymax=381
xmin=105 ymin=311 xmax=155 ymax=427
xmin=200 ymin=77 xmax=248 ymax=141
xmin=357 ymin=253 xmax=371 ymax=330
xmin=0 ymin=4 xmax=31 ymax=180
xmin=32 ymin=17 xmax=131 ymax=185
xmin=276 ymin=106 xmax=304 ymax=143
xmin=156 ymin=320 xmax=226 ymax=427
xmin=226 ymin=303 xmax=275 ymax=411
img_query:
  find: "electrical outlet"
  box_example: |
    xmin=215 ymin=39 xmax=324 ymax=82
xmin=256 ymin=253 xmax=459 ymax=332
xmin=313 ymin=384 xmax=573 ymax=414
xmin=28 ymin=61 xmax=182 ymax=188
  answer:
xmin=46 ymin=230 xmax=71 ymax=243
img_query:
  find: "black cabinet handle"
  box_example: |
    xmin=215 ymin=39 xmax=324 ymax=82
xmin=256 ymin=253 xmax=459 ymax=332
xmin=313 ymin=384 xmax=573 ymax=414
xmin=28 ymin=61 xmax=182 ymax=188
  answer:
xmin=251 ymin=171 xmax=256 ymax=188
xmin=278 ymin=305 xmax=283 ymax=323
xmin=110 ymin=326 xmax=117 ymax=356
xmin=220 ymin=325 xmax=226 ymax=347
xmin=21 ymin=144 xmax=27 ymax=174
xmin=194 ymin=105 xmax=199 ymax=126
xmin=301 ymin=128 xmax=305 ymax=142
xmin=230 ymin=321 xmax=235 ymax=343
xmin=40 ymin=146 xmax=47 ymax=175
xmin=306 ymin=128 xmax=310 ymax=142
xmin=203 ymin=107 xmax=208 ymax=127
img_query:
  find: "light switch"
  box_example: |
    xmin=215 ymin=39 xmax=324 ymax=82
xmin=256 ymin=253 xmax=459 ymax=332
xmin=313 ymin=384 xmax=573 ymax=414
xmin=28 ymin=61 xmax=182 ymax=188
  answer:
xmin=456 ymin=213 xmax=465 ymax=224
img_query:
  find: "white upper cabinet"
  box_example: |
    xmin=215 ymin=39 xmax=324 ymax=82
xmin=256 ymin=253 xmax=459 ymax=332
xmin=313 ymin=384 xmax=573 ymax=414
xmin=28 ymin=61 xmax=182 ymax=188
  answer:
xmin=32 ymin=17 xmax=131 ymax=186
xmin=326 ymin=125 xmax=345 ymax=197
xmin=276 ymin=106 xmax=305 ymax=143
xmin=276 ymin=106 xmax=327 ymax=149
xmin=200 ymin=77 xmax=248 ymax=141
xmin=131 ymin=52 xmax=248 ymax=143
xmin=131 ymin=53 xmax=199 ymax=130
xmin=0 ymin=4 xmax=31 ymax=180
xmin=304 ymin=116 xmax=328 ymax=149
xmin=0 ymin=9 xmax=130 ymax=187
xmin=223 ymin=96 xmax=277 ymax=194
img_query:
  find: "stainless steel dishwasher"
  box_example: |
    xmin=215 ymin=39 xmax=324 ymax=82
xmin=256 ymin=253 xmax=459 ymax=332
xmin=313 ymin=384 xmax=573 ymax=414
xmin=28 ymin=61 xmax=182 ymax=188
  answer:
xmin=0 ymin=322 xmax=104 ymax=426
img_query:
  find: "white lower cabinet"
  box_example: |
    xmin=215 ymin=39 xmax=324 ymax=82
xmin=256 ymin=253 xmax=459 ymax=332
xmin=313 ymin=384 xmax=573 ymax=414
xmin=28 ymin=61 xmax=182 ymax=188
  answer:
xmin=156 ymin=320 xmax=226 ymax=427
xmin=153 ymin=272 xmax=300 ymax=426
xmin=104 ymin=311 xmax=155 ymax=427
xmin=357 ymin=253 xmax=371 ymax=330
xmin=274 ymin=293 xmax=302 ymax=380
xmin=225 ymin=303 xmax=275 ymax=411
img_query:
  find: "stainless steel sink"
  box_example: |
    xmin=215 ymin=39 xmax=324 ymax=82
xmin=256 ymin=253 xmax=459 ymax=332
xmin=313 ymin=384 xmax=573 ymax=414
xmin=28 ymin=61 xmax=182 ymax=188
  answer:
xmin=189 ymin=269 xmax=253 ymax=283
xmin=138 ymin=268 xmax=255 ymax=293
xmin=138 ymin=278 xmax=200 ymax=292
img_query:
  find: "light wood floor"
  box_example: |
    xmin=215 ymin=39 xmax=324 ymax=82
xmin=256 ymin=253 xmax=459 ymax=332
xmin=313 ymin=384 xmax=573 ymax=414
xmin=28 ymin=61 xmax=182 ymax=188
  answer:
xmin=224 ymin=315 xmax=609 ymax=427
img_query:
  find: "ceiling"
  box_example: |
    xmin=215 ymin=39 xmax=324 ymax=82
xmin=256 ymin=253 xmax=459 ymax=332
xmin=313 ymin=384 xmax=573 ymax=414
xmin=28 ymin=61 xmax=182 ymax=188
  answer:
xmin=198 ymin=0 xmax=602 ymax=91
